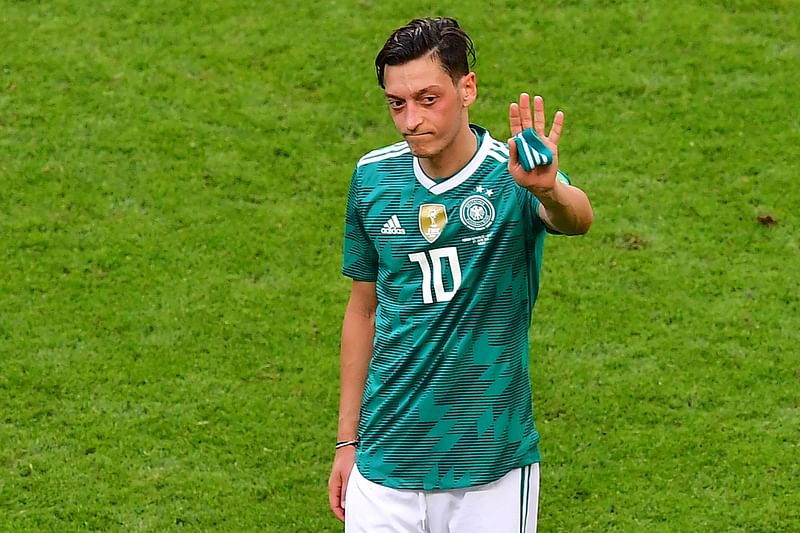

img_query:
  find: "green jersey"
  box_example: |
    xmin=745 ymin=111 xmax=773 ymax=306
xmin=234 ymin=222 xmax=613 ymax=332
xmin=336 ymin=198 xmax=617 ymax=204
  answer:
xmin=342 ymin=125 xmax=567 ymax=491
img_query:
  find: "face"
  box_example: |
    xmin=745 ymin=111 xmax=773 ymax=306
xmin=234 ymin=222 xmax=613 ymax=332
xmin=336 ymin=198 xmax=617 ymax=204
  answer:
xmin=383 ymin=54 xmax=476 ymax=159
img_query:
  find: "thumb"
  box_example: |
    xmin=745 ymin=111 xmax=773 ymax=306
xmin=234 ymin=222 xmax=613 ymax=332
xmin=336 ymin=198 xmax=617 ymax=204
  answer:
xmin=507 ymin=138 xmax=524 ymax=176
xmin=507 ymin=138 xmax=518 ymax=165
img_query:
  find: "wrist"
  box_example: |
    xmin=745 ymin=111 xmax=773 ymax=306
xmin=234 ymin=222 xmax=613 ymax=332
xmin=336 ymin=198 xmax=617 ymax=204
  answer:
xmin=335 ymin=436 xmax=358 ymax=454
xmin=335 ymin=438 xmax=359 ymax=451
xmin=334 ymin=445 xmax=357 ymax=462
xmin=528 ymin=179 xmax=566 ymax=206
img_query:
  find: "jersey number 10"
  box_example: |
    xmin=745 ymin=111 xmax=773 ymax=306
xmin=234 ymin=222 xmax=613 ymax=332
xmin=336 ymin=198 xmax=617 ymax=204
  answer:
xmin=408 ymin=247 xmax=462 ymax=304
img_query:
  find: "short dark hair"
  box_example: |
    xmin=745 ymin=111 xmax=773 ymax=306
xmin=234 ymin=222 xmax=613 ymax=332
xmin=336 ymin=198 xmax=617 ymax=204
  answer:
xmin=375 ymin=17 xmax=476 ymax=89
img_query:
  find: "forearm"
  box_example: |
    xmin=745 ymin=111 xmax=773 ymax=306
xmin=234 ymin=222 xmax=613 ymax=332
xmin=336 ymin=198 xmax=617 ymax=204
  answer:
xmin=336 ymin=300 xmax=375 ymax=441
xmin=532 ymin=179 xmax=593 ymax=235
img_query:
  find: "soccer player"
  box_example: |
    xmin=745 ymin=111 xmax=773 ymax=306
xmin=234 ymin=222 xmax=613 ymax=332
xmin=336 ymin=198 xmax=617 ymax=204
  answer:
xmin=328 ymin=17 xmax=593 ymax=532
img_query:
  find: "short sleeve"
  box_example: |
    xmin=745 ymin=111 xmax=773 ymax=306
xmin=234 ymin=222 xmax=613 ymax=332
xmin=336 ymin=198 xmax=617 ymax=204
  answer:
xmin=342 ymin=168 xmax=378 ymax=281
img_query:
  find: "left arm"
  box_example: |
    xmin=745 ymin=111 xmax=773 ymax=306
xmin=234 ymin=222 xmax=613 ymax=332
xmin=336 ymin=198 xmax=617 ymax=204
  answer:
xmin=507 ymin=93 xmax=593 ymax=235
xmin=534 ymin=179 xmax=593 ymax=235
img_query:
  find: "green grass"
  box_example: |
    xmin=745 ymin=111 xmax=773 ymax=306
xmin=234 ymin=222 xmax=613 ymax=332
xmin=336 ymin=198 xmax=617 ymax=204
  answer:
xmin=1 ymin=0 xmax=798 ymax=531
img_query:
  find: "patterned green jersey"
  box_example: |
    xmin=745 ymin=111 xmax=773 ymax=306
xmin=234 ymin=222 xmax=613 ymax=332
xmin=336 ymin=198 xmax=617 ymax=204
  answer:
xmin=342 ymin=125 xmax=568 ymax=491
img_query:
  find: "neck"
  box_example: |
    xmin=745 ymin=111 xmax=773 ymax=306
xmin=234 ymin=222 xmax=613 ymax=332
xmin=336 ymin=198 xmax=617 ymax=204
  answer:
xmin=420 ymin=125 xmax=478 ymax=179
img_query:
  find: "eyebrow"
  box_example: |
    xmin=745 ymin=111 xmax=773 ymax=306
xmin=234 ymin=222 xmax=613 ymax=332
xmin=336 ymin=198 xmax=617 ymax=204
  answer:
xmin=384 ymin=85 xmax=443 ymax=99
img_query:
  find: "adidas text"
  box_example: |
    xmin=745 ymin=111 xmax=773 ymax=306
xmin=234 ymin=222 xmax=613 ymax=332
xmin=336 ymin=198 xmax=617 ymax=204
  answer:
xmin=381 ymin=227 xmax=406 ymax=235
xmin=381 ymin=215 xmax=406 ymax=235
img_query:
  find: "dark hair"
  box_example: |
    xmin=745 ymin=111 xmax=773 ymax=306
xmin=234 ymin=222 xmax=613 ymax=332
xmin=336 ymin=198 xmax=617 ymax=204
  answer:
xmin=375 ymin=17 xmax=476 ymax=89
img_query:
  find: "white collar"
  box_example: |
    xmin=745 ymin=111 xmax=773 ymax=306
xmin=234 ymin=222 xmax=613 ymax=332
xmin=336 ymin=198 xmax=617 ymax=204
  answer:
xmin=413 ymin=128 xmax=493 ymax=195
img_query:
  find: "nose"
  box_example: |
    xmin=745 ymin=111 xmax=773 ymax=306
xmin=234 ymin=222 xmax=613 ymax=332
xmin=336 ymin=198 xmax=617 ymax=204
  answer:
xmin=404 ymin=102 xmax=423 ymax=132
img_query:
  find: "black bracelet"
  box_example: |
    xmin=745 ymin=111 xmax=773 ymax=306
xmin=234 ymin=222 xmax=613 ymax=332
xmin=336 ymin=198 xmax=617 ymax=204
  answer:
xmin=335 ymin=439 xmax=359 ymax=450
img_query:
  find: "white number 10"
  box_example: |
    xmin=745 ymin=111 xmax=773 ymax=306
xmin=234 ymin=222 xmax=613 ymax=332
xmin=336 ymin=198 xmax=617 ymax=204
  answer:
xmin=408 ymin=247 xmax=462 ymax=304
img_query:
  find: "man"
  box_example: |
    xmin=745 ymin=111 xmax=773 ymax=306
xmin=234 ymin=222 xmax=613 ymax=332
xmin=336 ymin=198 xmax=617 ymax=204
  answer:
xmin=328 ymin=17 xmax=593 ymax=533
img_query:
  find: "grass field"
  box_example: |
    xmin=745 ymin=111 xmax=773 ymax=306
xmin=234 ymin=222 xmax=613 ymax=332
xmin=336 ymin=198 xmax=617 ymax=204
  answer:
xmin=1 ymin=0 xmax=798 ymax=531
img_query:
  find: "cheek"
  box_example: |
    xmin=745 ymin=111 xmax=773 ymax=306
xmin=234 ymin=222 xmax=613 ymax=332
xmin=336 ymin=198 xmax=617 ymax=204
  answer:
xmin=436 ymin=97 xmax=460 ymax=118
xmin=433 ymin=101 xmax=460 ymax=132
xmin=388 ymin=109 xmax=404 ymax=128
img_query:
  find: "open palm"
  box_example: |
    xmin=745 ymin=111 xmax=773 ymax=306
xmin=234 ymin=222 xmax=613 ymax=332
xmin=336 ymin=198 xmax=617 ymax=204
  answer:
xmin=507 ymin=93 xmax=563 ymax=194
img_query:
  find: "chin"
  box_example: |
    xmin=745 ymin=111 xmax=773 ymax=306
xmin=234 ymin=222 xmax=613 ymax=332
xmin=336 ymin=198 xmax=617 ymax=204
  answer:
xmin=406 ymin=140 xmax=440 ymax=159
xmin=409 ymin=147 xmax=433 ymax=158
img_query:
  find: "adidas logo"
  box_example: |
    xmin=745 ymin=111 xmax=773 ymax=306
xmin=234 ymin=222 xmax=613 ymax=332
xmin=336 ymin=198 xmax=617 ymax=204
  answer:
xmin=381 ymin=215 xmax=406 ymax=235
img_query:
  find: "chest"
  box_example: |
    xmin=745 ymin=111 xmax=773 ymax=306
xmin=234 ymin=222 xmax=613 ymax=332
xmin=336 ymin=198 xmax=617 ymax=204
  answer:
xmin=360 ymin=172 xmax=526 ymax=269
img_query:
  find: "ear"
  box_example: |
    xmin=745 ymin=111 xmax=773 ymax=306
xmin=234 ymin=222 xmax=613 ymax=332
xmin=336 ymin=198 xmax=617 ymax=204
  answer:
xmin=460 ymin=72 xmax=477 ymax=108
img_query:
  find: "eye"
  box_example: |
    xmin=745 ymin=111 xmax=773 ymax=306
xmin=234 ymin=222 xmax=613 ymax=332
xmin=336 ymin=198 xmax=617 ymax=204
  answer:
xmin=420 ymin=95 xmax=438 ymax=105
xmin=388 ymin=100 xmax=405 ymax=110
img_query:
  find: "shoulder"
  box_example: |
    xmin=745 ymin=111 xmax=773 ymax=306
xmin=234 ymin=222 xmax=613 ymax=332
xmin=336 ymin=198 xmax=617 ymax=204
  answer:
xmin=356 ymin=140 xmax=411 ymax=168
xmin=470 ymin=124 xmax=509 ymax=166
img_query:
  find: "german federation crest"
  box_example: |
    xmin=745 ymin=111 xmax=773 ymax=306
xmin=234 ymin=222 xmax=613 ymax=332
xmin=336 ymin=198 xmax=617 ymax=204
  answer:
xmin=459 ymin=195 xmax=495 ymax=231
xmin=419 ymin=204 xmax=447 ymax=243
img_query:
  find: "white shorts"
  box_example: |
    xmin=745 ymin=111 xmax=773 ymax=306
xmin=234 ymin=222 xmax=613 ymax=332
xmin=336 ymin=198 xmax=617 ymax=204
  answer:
xmin=344 ymin=463 xmax=539 ymax=533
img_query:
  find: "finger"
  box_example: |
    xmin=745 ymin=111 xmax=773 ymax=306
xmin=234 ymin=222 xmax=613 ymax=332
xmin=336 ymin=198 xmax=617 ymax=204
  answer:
xmin=328 ymin=475 xmax=345 ymax=522
xmin=533 ymin=95 xmax=545 ymax=136
xmin=549 ymin=110 xmax=564 ymax=146
xmin=341 ymin=469 xmax=351 ymax=510
xmin=507 ymin=137 xmax=523 ymax=176
xmin=519 ymin=93 xmax=533 ymax=130
xmin=509 ymin=102 xmax=522 ymax=136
